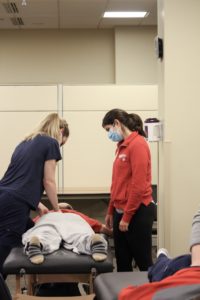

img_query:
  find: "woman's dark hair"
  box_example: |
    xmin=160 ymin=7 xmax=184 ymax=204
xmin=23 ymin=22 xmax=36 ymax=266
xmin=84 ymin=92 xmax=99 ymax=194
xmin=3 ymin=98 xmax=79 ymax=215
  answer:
xmin=102 ymin=108 xmax=146 ymax=137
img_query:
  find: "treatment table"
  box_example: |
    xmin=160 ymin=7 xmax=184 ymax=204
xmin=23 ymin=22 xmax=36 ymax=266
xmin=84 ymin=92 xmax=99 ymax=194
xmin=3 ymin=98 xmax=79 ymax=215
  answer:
xmin=94 ymin=271 xmax=148 ymax=300
xmin=94 ymin=271 xmax=200 ymax=300
xmin=3 ymin=245 xmax=113 ymax=298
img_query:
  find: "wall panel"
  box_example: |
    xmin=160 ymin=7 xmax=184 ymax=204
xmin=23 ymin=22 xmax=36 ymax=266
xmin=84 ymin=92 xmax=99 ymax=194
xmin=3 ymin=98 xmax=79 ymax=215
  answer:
xmin=0 ymin=85 xmax=59 ymax=183
xmin=0 ymin=84 xmax=158 ymax=191
xmin=63 ymin=85 xmax=157 ymax=111
xmin=0 ymin=86 xmax=57 ymax=111
xmin=63 ymin=85 xmax=158 ymax=190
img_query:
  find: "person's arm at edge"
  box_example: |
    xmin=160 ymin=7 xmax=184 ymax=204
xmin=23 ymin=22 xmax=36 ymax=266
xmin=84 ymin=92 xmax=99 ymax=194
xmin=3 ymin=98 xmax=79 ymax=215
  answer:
xmin=37 ymin=202 xmax=49 ymax=216
xmin=122 ymin=143 xmax=149 ymax=223
xmin=43 ymin=159 xmax=59 ymax=212
xmin=105 ymin=182 xmax=114 ymax=229
xmin=190 ymin=208 xmax=200 ymax=266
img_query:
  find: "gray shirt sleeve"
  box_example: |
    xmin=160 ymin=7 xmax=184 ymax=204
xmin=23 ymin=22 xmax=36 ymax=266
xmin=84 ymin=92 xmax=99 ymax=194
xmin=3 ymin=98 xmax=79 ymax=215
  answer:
xmin=190 ymin=209 xmax=200 ymax=249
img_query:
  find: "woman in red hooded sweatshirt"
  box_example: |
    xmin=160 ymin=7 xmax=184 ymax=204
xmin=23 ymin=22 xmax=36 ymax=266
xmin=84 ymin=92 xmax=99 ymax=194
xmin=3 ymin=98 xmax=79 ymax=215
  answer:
xmin=102 ymin=108 xmax=156 ymax=271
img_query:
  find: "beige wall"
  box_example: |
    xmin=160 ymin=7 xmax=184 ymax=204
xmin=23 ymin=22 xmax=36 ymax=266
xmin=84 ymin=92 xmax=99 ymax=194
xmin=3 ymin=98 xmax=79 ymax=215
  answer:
xmin=115 ymin=26 xmax=157 ymax=84
xmin=0 ymin=27 xmax=158 ymax=205
xmin=62 ymin=85 xmax=158 ymax=190
xmin=0 ymin=85 xmax=59 ymax=182
xmin=158 ymin=0 xmax=200 ymax=255
xmin=0 ymin=29 xmax=114 ymax=84
xmin=0 ymin=27 xmax=157 ymax=85
xmin=0 ymin=84 xmax=158 ymax=191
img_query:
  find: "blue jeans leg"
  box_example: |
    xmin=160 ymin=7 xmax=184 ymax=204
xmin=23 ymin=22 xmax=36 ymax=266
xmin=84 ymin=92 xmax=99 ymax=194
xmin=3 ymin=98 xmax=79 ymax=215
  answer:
xmin=148 ymin=254 xmax=191 ymax=282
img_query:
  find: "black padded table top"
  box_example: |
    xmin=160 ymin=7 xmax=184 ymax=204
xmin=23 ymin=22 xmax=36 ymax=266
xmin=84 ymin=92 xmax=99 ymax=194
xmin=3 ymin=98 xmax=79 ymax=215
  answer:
xmin=3 ymin=246 xmax=114 ymax=275
xmin=94 ymin=271 xmax=148 ymax=300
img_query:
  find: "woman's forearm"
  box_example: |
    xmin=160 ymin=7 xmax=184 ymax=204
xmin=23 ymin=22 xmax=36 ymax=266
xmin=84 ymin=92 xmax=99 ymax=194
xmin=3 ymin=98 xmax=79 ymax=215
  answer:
xmin=44 ymin=180 xmax=59 ymax=211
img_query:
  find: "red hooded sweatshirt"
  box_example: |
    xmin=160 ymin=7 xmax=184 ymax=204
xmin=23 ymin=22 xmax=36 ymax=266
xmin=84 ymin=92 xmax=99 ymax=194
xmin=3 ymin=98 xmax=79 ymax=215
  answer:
xmin=108 ymin=131 xmax=152 ymax=223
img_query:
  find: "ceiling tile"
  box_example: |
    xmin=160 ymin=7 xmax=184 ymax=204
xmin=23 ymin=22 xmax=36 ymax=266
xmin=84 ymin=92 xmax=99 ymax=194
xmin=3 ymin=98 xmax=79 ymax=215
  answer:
xmin=0 ymin=0 xmax=157 ymax=29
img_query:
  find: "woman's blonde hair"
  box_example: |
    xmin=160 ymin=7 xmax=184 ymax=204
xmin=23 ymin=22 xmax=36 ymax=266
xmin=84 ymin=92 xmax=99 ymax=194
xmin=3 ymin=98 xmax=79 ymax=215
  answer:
xmin=24 ymin=113 xmax=69 ymax=142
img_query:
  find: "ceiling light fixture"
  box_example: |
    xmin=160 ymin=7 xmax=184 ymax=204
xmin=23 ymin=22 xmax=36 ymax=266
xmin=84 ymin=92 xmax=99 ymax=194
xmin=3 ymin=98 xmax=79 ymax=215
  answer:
xmin=103 ymin=11 xmax=148 ymax=18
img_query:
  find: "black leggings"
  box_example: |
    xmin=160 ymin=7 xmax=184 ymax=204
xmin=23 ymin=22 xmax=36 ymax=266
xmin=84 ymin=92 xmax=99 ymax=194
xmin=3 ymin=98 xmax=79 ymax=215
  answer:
xmin=0 ymin=217 xmax=34 ymax=277
xmin=113 ymin=202 xmax=156 ymax=272
xmin=0 ymin=245 xmax=12 ymax=276
xmin=0 ymin=190 xmax=33 ymax=275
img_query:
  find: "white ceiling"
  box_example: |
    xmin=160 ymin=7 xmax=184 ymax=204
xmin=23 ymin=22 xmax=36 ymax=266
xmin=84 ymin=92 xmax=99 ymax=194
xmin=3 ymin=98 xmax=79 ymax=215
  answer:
xmin=0 ymin=0 xmax=157 ymax=29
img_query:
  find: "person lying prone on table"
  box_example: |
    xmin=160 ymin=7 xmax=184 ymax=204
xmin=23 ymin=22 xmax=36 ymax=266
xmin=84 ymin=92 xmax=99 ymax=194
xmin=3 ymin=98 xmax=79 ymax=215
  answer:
xmin=22 ymin=202 xmax=112 ymax=264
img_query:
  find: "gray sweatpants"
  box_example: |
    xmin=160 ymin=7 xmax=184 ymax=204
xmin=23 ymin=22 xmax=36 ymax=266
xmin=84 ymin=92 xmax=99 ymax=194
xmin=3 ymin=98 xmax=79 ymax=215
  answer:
xmin=22 ymin=212 xmax=100 ymax=255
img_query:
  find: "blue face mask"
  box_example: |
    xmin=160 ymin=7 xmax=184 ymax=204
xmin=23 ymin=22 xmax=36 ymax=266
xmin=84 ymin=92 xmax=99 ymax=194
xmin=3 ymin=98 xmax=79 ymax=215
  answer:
xmin=108 ymin=128 xmax=124 ymax=142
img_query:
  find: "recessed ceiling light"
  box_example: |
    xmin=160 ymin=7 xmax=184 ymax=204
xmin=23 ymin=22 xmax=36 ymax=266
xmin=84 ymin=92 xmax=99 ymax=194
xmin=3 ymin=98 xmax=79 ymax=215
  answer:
xmin=103 ymin=11 xmax=148 ymax=18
